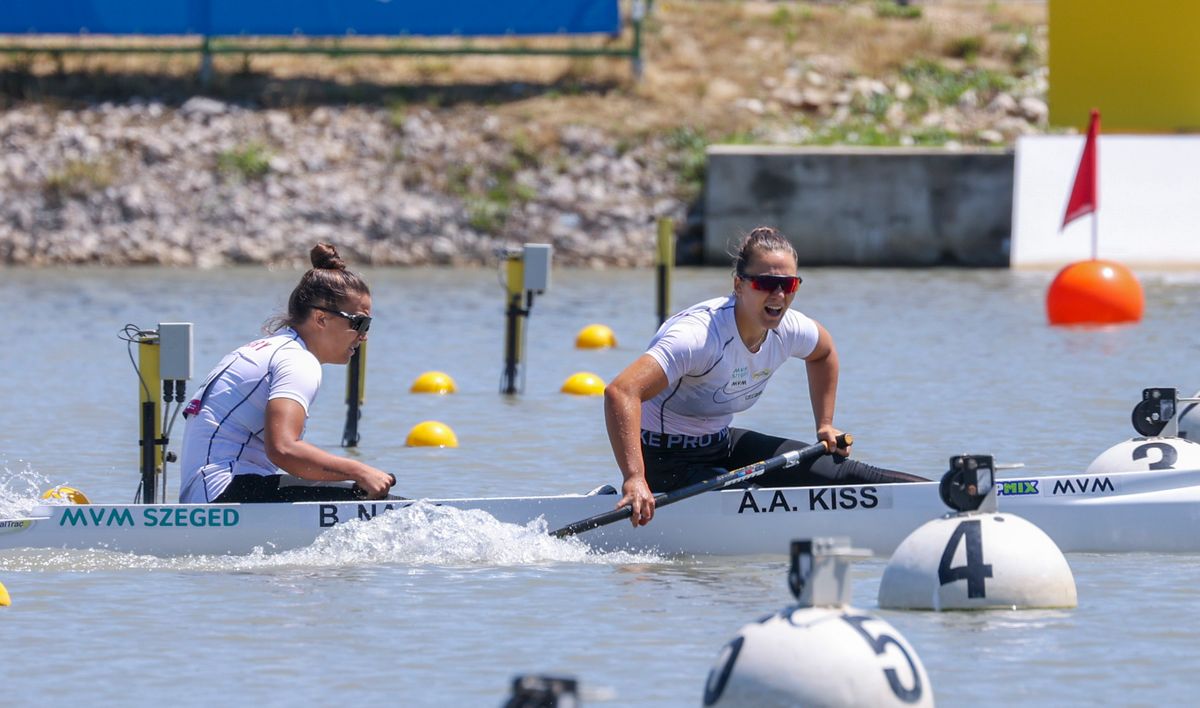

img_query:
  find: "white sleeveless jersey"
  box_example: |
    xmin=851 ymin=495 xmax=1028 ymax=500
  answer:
xmin=642 ymin=295 xmax=819 ymax=437
xmin=178 ymin=328 xmax=322 ymax=503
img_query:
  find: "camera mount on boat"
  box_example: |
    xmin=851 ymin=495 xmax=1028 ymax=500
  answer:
xmin=938 ymin=454 xmax=996 ymax=513
xmin=787 ymin=537 xmax=870 ymax=607
xmin=1132 ymin=387 xmax=1177 ymax=437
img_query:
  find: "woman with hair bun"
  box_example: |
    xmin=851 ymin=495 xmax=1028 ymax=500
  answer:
xmin=605 ymin=226 xmax=924 ymax=527
xmin=178 ymin=242 xmax=395 ymax=503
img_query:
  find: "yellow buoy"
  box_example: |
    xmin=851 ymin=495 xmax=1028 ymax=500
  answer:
xmin=561 ymin=372 xmax=606 ymax=396
xmin=575 ymin=324 xmax=617 ymax=349
xmin=410 ymin=371 xmax=458 ymax=394
xmin=41 ymin=486 xmax=91 ymax=505
xmin=0 ymin=580 xmax=10 ymax=607
xmin=406 ymin=420 xmax=459 ymax=448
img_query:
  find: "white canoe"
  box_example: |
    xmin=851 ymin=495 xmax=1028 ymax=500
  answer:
xmin=3 ymin=463 xmax=1200 ymax=557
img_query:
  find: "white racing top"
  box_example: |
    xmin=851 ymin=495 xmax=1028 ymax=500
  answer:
xmin=643 ymin=295 xmax=819 ymax=437
xmin=178 ymin=328 xmax=321 ymax=503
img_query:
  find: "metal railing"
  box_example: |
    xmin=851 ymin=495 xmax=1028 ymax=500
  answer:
xmin=0 ymin=0 xmax=647 ymax=81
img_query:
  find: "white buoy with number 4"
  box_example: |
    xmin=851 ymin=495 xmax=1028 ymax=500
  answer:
xmin=879 ymin=454 xmax=1077 ymax=610
xmin=704 ymin=538 xmax=933 ymax=707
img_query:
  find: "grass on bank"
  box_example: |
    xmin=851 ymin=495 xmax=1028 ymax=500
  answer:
xmin=42 ymin=158 xmax=115 ymax=202
xmin=216 ymin=143 xmax=272 ymax=181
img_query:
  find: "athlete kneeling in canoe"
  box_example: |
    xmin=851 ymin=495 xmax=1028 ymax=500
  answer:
xmin=605 ymin=226 xmax=924 ymax=527
xmin=178 ymin=242 xmax=395 ymax=504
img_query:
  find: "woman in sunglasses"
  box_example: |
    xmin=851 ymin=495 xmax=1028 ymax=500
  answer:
xmin=605 ymin=226 xmax=924 ymax=527
xmin=177 ymin=242 xmax=395 ymax=504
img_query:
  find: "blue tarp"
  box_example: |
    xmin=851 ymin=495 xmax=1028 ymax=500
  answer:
xmin=0 ymin=1 xmax=621 ymax=36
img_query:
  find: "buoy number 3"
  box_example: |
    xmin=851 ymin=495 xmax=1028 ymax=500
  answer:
xmin=937 ymin=519 xmax=994 ymax=599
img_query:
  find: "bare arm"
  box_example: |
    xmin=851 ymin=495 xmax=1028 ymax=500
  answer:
xmin=803 ymin=321 xmax=848 ymax=456
xmin=604 ymin=354 xmax=669 ymax=526
xmin=264 ymin=398 xmax=394 ymax=498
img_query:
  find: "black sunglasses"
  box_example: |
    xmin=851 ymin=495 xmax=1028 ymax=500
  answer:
xmin=314 ymin=306 xmax=372 ymax=334
xmin=737 ymin=271 xmax=802 ymax=294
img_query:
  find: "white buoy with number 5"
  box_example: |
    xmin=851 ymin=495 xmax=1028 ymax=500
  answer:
xmin=879 ymin=454 xmax=1077 ymax=611
xmin=704 ymin=538 xmax=933 ymax=707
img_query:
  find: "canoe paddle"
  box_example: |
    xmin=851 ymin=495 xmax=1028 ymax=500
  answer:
xmin=550 ymin=433 xmax=851 ymax=538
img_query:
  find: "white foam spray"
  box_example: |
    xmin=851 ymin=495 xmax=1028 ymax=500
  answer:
xmin=0 ymin=501 xmax=664 ymax=572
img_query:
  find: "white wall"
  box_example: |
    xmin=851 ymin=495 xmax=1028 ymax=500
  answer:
xmin=1012 ymin=135 xmax=1200 ymax=268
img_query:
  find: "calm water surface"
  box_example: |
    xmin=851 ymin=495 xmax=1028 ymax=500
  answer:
xmin=1 ymin=266 xmax=1199 ymax=706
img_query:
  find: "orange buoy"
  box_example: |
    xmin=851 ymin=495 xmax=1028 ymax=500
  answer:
xmin=1046 ymin=259 xmax=1143 ymax=326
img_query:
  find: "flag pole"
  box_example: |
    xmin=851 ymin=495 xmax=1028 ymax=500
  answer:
xmin=1088 ymin=108 xmax=1100 ymax=260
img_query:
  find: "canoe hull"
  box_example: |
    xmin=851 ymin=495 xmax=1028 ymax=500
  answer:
xmin=3 ymin=468 xmax=1200 ymax=557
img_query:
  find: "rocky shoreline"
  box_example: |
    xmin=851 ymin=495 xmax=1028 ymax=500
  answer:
xmin=0 ymin=97 xmax=690 ymax=268
xmin=0 ymin=72 xmax=1051 ymax=268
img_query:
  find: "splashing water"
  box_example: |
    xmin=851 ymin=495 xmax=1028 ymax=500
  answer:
xmin=0 ymin=460 xmax=54 ymax=519
xmin=0 ymin=501 xmax=665 ymax=573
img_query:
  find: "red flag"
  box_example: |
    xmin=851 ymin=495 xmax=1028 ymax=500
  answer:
xmin=1061 ymin=109 xmax=1100 ymax=230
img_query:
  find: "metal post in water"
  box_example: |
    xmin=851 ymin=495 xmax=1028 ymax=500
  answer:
xmin=499 ymin=244 xmax=551 ymax=396
xmin=341 ymin=341 xmax=366 ymax=447
xmin=502 ymin=253 xmax=526 ymax=395
xmin=656 ymin=217 xmax=675 ymax=326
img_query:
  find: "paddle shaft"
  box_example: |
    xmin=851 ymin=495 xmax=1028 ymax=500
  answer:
xmin=550 ymin=433 xmax=851 ymax=538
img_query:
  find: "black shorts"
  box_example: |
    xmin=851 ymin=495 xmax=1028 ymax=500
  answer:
xmin=213 ymin=474 xmax=363 ymax=503
xmin=641 ymin=427 xmax=926 ymax=493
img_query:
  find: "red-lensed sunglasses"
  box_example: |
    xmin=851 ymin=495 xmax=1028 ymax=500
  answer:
xmin=737 ymin=271 xmax=802 ymax=294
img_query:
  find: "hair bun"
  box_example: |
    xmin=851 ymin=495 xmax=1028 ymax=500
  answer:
xmin=310 ymin=242 xmax=346 ymax=270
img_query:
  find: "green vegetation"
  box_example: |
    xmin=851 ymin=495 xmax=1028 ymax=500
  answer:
xmin=216 ymin=143 xmax=272 ymax=181
xmin=806 ymin=120 xmax=895 ymax=147
xmin=43 ymin=158 xmax=115 ymax=201
xmin=386 ymin=96 xmax=408 ymax=131
xmin=946 ymin=35 xmax=985 ymax=62
xmin=874 ymin=2 xmax=922 ymax=20
xmin=769 ymin=4 xmax=813 ymax=46
xmin=1007 ymin=31 xmax=1040 ymax=69
xmin=664 ymin=126 xmax=709 ymax=199
xmin=899 ymin=59 xmax=1013 ymax=109
xmin=454 ymin=151 xmax=538 ymax=234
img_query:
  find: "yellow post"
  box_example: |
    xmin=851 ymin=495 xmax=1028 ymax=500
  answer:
xmin=656 ymin=217 xmax=675 ymax=326
xmin=502 ymin=252 xmax=526 ymax=395
xmin=137 ymin=333 xmax=163 ymax=503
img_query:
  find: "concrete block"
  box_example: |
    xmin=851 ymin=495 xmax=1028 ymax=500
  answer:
xmin=704 ymin=146 xmax=1013 ymax=267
